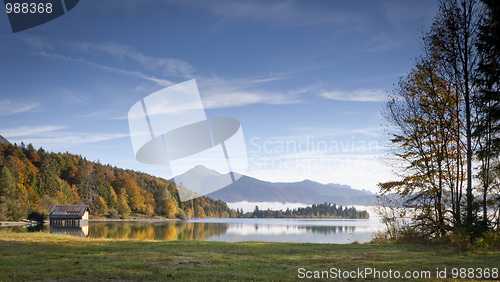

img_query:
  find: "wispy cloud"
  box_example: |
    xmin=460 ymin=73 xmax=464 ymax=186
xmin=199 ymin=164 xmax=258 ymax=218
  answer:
xmin=198 ymin=75 xmax=313 ymax=108
xmin=11 ymin=132 xmax=129 ymax=147
xmin=20 ymin=36 xmax=180 ymax=86
xmin=63 ymin=41 xmax=195 ymax=77
xmin=38 ymin=51 xmax=173 ymax=87
xmin=1 ymin=125 xmax=128 ymax=148
xmin=320 ymin=88 xmax=387 ymax=102
xmin=364 ymin=33 xmax=405 ymax=53
xmin=75 ymin=110 xmax=127 ymax=120
xmin=19 ymin=36 xmax=54 ymax=51
xmin=0 ymin=99 xmax=39 ymax=116
xmin=168 ymin=0 xmax=365 ymax=30
xmin=286 ymin=125 xmax=384 ymax=138
xmin=202 ymin=91 xmax=299 ymax=108
xmin=0 ymin=125 xmax=67 ymax=137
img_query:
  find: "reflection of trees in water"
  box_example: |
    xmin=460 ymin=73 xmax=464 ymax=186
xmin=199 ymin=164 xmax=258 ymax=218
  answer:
xmin=89 ymin=222 xmax=228 ymax=241
xmin=245 ymin=224 xmax=357 ymax=235
xmin=3 ymin=222 xmax=359 ymax=240
xmin=88 ymin=222 xmax=358 ymax=240
xmin=303 ymin=225 xmax=356 ymax=235
xmin=0 ymin=224 xmax=49 ymax=233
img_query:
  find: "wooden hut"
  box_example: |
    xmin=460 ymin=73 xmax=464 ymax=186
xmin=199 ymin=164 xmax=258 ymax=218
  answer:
xmin=49 ymin=205 xmax=90 ymax=227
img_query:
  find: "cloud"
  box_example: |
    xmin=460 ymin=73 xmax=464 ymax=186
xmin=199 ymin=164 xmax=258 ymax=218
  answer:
xmin=288 ymin=126 xmax=384 ymax=138
xmin=38 ymin=51 xmax=173 ymax=87
xmin=19 ymin=36 xmax=54 ymax=51
xmin=0 ymin=99 xmax=39 ymax=116
xmin=64 ymin=41 xmax=195 ymax=77
xmin=20 ymin=37 xmax=182 ymax=86
xmin=320 ymin=88 xmax=387 ymax=102
xmin=202 ymin=91 xmax=299 ymax=109
xmin=0 ymin=125 xmax=67 ymax=137
xmin=168 ymin=0 xmax=365 ymax=30
xmin=198 ymin=75 xmax=307 ymax=108
xmin=364 ymin=33 xmax=404 ymax=53
xmin=1 ymin=125 xmax=129 ymax=148
xmin=11 ymin=132 xmax=129 ymax=147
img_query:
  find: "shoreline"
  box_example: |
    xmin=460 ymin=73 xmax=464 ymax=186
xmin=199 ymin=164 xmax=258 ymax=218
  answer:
xmin=0 ymin=221 xmax=31 ymax=227
xmin=88 ymin=218 xmax=181 ymax=222
xmin=0 ymin=218 xmax=182 ymax=226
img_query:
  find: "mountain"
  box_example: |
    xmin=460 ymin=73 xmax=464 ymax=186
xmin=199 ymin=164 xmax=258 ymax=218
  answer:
xmin=174 ymin=165 xmax=376 ymax=206
xmin=172 ymin=165 xmax=241 ymax=198
xmin=0 ymin=135 xmax=10 ymax=145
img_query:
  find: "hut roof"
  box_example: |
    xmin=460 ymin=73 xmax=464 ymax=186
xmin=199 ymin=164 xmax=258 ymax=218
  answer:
xmin=49 ymin=205 xmax=90 ymax=218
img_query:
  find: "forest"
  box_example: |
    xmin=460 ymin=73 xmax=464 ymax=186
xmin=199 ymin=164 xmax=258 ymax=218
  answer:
xmin=0 ymin=142 xmax=233 ymax=221
xmin=0 ymin=141 xmax=369 ymax=221
xmin=237 ymin=203 xmax=369 ymax=219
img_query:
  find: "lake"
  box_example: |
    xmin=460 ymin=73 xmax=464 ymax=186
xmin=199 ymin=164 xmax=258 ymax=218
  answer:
xmin=1 ymin=217 xmax=384 ymax=244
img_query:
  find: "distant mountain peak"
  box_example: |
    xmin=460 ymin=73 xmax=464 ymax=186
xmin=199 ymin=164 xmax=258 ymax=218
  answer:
xmin=0 ymin=135 xmax=11 ymax=145
xmin=301 ymin=179 xmax=320 ymax=184
xmin=189 ymin=165 xmax=222 ymax=176
xmin=327 ymin=183 xmax=353 ymax=190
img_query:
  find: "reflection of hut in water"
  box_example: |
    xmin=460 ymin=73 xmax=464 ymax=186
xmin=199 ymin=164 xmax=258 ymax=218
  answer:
xmin=50 ymin=226 xmax=89 ymax=238
xmin=49 ymin=205 xmax=90 ymax=238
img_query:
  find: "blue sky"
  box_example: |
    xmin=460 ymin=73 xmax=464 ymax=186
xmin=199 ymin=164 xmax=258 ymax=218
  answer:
xmin=0 ymin=0 xmax=439 ymax=192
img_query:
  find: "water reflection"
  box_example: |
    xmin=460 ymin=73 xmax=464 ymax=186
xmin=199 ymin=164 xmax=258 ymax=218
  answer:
xmin=1 ymin=218 xmax=384 ymax=243
xmin=51 ymin=225 xmax=88 ymax=238
xmin=84 ymin=219 xmax=382 ymax=243
xmin=205 ymin=219 xmax=381 ymax=243
xmin=88 ymin=221 xmax=228 ymax=241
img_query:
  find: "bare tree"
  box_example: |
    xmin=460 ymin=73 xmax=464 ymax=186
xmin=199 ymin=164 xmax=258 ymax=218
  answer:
xmin=427 ymin=0 xmax=485 ymax=229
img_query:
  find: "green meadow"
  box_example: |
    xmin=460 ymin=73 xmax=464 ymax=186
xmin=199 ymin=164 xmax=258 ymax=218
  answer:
xmin=0 ymin=231 xmax=499 ymax=281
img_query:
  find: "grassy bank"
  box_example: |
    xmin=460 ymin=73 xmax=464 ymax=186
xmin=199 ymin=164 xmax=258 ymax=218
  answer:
xmin=0 ymin=231 xmax=498 ymax=281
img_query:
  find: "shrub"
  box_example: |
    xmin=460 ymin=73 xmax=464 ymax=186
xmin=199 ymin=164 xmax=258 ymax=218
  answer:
xmin=474 ymin=230 xmax=499 ymax=248
xmin=371 ymin=231 xmax=391 ymax=243
xmin=107 ymin=208 xmax=120 ymax=219
xmin=27 ymin=211 xmax=46 ymax=223
xmin=449 ymin=230 xmax=471 ymax=251
xmin=176 ymin=209 xmax=187 ymax=221
xmin=398 ymin=226 xmax=428 ymax=243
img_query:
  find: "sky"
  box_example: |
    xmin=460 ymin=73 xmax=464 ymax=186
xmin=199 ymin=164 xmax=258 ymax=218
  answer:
xmin=0 ymin=0 xmax=440 ymax=193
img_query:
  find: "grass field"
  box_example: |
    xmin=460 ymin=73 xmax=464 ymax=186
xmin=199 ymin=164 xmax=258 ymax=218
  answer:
xmin=0 ymin=231 xmax=499 ymax=281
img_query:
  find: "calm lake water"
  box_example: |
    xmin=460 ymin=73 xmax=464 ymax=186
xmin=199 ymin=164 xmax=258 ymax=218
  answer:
xmin=1 ymin=217 xmax=384 ymax=244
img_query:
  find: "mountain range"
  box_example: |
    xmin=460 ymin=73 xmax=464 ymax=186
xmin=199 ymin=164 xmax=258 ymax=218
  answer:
xmin=173 ymin=165 xmax=376 ymax=206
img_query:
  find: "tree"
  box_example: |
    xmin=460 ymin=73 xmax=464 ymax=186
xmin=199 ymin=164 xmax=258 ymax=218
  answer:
xmin=475 ymin=0 xmax=500 ymax=229
xmin=427 ymin=0 xmax=485 ymax=229
xmin=76 ymin=159 xmax=98 ymax=205
xmin=195 ymin=205 xmax=205 ymax=218
xmin=39 ymin=156 xmax=60 ymax=197
xmin=116 ymin=190 xmax=131 ymax=218
xmin=0 ymin=165 xmax=24 ymax=221
xmin=380 ymin=59 xmax=463 ymax=237
xmin=112 ymin=177 xmax=145 ymax=212
xmin=141 ymin=190 xmax=156 ymax=216
xmin=93 ymin=196 xmax=109 ymax=216
xmin=163 ymin=199 xmax=177 ymax=219
xmin=108 ymin=187 xmax=118 ymax=210
xmin=252 ymin=205 xmax=261 ymax=218
xmin=0 ymin=165 xmax=15 ymax=198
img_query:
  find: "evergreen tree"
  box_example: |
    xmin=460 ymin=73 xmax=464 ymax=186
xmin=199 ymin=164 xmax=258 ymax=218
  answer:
xmin=475 ymin=0 xmax=500 ymax=229
xmin=93 ymin=196 xmax=109 ymax=216
xmin=116 ymin=190 xmax=131 ymax=218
